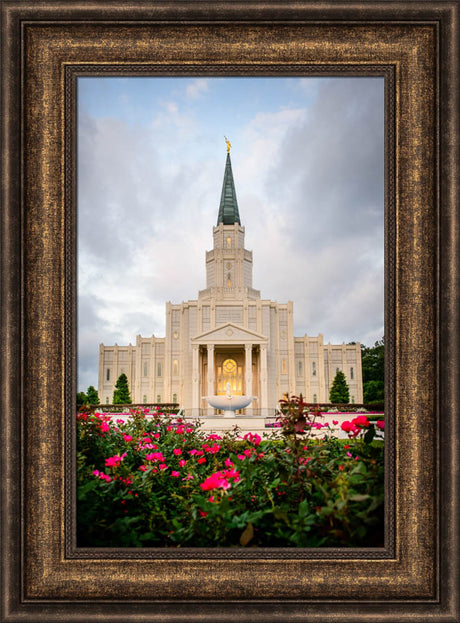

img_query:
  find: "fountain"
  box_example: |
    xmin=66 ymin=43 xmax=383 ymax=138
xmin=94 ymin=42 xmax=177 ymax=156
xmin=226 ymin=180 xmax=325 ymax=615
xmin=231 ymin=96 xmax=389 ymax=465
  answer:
xmin=203 ymin=382 xmax=256 ymax=418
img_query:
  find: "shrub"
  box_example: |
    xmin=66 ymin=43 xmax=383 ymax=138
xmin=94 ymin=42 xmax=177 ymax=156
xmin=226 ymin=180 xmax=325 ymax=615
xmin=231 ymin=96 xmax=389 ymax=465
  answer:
xmin=113 ymin=373 xmax=131 ymax=404
xmin=329 ymin=370 xmax=350 ymax=403
xmin=77 ymin=402 xmax=384 ymax=548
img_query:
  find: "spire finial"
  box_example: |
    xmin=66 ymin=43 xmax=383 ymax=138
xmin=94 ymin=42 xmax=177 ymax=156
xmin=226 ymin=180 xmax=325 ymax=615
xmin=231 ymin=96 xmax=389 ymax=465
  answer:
xmin=217 ymin=141 xmax=240 ymax=226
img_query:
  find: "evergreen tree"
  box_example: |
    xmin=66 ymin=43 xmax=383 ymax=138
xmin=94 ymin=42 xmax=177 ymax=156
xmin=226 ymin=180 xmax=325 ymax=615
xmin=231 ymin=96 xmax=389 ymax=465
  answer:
xmin=77 ymin=391 xmax=88 ymax=408
xmin=329 ymin=370 xmax=350 ymax=404
xmin=86 ymin=385 xmax=100 ymax=405
xmin=113 ymin=373 xmax=131 ymax=404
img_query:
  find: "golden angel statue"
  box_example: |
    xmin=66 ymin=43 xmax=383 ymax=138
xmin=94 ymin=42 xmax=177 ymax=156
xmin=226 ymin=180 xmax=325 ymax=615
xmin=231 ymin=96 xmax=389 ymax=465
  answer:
xmin=224 ymin=136 xmax=231 ymax=153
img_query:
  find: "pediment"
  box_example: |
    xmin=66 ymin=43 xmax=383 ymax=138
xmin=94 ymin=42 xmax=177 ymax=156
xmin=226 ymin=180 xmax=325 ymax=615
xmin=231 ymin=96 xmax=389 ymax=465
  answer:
xmin=191 ymin=322 xmax=267 ymax=344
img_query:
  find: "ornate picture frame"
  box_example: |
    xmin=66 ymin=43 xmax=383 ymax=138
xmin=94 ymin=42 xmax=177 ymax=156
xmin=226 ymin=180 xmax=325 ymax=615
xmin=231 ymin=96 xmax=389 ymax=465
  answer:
xmin=1 ymin=2 xmax=458 ymax=621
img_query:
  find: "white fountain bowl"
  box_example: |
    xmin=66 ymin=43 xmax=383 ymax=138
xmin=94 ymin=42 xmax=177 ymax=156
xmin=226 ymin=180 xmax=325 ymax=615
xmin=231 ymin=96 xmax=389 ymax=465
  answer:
xmin=204 ymin=395 xmax=254 ymax=411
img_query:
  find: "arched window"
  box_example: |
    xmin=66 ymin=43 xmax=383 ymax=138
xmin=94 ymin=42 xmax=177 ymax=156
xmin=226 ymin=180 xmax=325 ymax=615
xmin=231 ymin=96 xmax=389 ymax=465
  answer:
xmin=106 ymin=368 xmax=110 ymax=381
xmin=350 ymin=367 xmax=354 ymax=380
xmin=226 ymin=236 xmax=232 ymax=248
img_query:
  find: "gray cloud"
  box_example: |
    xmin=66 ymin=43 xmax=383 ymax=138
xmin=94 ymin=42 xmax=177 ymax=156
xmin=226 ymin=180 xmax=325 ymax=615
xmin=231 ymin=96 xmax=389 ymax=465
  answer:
xmin=267 ymin=78 xmax=384 ymax=248
xmin=248 ymin=78 xmax=384 ymax=344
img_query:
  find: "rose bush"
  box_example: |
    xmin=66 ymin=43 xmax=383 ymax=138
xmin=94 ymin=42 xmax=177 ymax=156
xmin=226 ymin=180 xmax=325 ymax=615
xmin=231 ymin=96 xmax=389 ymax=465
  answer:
xmin=77 ymin=401 xmax=384 ymax=547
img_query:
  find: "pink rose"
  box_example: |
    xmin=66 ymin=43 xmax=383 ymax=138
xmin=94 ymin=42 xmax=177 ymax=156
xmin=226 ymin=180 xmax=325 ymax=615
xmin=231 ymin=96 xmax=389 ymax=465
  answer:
xmin=353 ymin=415 xmax=369 ymax=427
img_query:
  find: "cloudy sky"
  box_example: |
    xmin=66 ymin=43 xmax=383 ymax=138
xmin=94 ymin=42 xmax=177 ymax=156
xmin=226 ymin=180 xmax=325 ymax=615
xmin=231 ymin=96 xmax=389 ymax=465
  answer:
xmin=77 ymin=76 xmax=384 ymax=392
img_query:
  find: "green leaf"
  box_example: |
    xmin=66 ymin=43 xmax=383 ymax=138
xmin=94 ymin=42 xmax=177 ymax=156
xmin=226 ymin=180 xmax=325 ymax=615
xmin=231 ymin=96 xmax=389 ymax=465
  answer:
xmin=363 ymin=426 xmax=376 ymax=445
xmin=77 ymin=479 xmax=98 ymax=500
xmin=273 ymin=508 xmax=290 ymax=524
xmin=240 ymin=522 xmax=254 ymax=546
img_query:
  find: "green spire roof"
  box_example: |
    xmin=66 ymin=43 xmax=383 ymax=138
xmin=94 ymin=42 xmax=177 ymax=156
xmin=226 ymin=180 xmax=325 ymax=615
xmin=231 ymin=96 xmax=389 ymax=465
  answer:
xmin=217 ymin=152 xmax=241 ymax=225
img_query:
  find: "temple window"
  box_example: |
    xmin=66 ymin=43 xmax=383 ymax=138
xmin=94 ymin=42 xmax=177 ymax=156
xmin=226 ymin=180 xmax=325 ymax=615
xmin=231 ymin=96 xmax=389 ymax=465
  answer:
xmin=143 ymin=395 xmax=147 ymax=403
xmin=281 ymin=359 xmax=287 ymax=374
xmin=144 ymin=363 xmax=148 ymax=377
xmin=226 ymin=236 xmax=232 ymax=248
xmin=350 ymin=367 xmax=354 ymax=379
xmin=298 ymin=360 xmax=303 ymax=376
xmin=312 ymin=361 xmax=316 ymax=376
xmin=173 ymin=359 xmax=178 ymax=375
xmin=157 ymin=363 xmax=162 ymax=377
xmin=106 ymin=368 xmax=110 ymax=381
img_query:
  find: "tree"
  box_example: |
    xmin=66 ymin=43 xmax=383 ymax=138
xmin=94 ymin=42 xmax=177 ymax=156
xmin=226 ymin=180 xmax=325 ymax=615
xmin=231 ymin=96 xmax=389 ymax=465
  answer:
xmin=361 ymin=338 xmax=384 ymax=404
xmin=77 ymin=391 xmax=88 ymax=408
xmin=329 ymin=370 xmax=350 ymax=404
xmin=363 ymin=379 xmax=384 ymax=404
xmin=113 ymin=373 xmax=131 ymax=404
xmin=86 ymin=385 xmax=100 ymax=405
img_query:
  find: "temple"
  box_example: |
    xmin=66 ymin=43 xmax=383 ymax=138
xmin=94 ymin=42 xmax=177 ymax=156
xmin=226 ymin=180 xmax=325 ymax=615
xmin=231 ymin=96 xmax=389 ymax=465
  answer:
xmin=98 ymin=146 xmax=363 ymax=414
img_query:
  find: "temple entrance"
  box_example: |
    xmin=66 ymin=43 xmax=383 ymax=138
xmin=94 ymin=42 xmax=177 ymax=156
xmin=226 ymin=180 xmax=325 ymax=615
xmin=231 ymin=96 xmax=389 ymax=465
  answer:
xmin=196 ymin=339 xmax=267 ymax=413
xmin=215 ymin=351 xmax=244 ymax=395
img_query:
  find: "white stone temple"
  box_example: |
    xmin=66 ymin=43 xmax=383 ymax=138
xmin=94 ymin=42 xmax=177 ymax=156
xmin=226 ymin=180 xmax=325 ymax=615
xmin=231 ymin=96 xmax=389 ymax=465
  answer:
xmin=98 ymin=146 xmax=363 ymax=416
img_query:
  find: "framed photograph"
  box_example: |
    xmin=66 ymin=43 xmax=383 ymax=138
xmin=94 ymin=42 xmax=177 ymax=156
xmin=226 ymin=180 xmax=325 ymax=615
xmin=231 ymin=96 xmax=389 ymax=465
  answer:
xmin=1 ymin=1 xmax=458 ymax=621
xmin=75 ymin=74 xmax=386 ymax=551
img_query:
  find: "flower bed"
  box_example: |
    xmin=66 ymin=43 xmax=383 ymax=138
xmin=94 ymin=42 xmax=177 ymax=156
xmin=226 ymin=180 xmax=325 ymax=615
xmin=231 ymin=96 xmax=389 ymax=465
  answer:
xmin=77 ymin=400 xmax=384 ymax=548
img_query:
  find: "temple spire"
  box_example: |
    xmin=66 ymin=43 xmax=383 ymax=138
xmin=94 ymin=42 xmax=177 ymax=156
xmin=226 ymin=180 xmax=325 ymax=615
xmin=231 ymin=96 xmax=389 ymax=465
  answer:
xmin=217 ymin=139 xmax=241 ymax=225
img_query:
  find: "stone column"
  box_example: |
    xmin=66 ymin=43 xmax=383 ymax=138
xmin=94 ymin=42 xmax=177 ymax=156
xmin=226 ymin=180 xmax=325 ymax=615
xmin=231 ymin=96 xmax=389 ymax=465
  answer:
xmin=207 ymin=344 xmax=215 ymax=415
xmin=192 ymin=344 xmax=200 ymax=415
xmin=245 ymin=344 xmax=253 ymax=415
xmin=260 ymin=343 xmax=268 ymax=416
